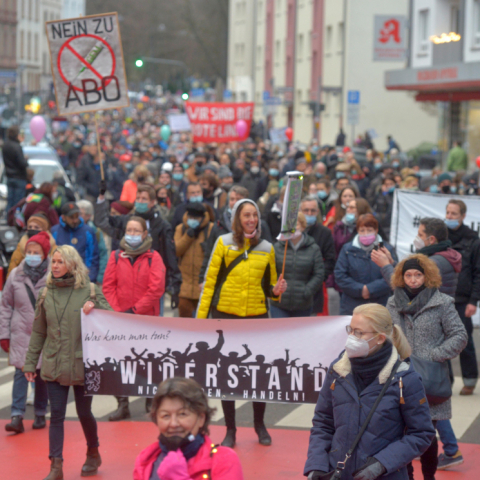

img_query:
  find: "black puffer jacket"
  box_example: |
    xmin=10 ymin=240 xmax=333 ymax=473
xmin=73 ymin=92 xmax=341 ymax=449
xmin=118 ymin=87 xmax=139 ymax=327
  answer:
xmin=271 ymin=234 xmax=324 ymax=312
xmin=2 ymin=138 xmax=28 ymax=180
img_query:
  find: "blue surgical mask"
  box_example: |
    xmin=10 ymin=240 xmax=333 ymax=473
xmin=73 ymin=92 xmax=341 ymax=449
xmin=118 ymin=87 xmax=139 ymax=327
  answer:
xmin=125 ymin=234 xmax=143 ymax=248
xmin=135 ymin=202 xmax=149 ymax=214
xmin=374 ymin=164 xmax=382 ymax=170
xmin=451 ymin=186 xmax=457 ymax=194
xmin=336 ymin=172 xmax=346 ymax=179
xmin=351 ymin=170 xmax=357 ymax=175
xmin=269 ymin=168 xmax=279 ymax=177
xmin=317 ymin=190 xmax=328 ymax=200
xmin=345 ymin=213 xmax=356 ymax=224
xmin=187 ymin=219 xmax=200 ymax=229
xmin=189 ymin=195 xmax=203 ymax=203
xmin=173 ymin=173 xmax=183 ymax=181
xmin=445 ymin=219 xmax=460 ymax=230
xmin=429 ymin=185 xmax=439 ymax=193
xmin=315 ymin=172 xmax=324 ymax=179
xmin=182 ymin=163 xmax=189 ymax=170
xmin=305 ymin=214 xmax=316 ymax=226
xmin=392 ymin=162 xmax=400 ymax=168
xmin=25 ymin=254 xmax=43 ymax=268
xmin=388 ymin=186 xmax=396 ymax=193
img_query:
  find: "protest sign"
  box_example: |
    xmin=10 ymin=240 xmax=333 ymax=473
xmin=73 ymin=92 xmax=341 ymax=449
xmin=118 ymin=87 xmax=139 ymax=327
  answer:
xmin=185 ymin=102 xmax=254 ymax=143
xmin=390 ymin=190 xmax=480 ymax=259
xmin=46 ymin=12 xmax=129 ymax=115
xmin=269 ymin=127 xmax=288 ymax=144
xmin=277 ymin=171 xmax=304 ymax=241
xmin=81 ymin=311 xmax=348 ymax=403
xmin=168 ymin=113 xmax=191 ymax=132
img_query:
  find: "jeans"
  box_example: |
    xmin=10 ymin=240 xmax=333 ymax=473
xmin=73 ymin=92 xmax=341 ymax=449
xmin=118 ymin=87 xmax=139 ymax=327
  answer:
xmin=270 ymin=305 xmax=313 ymax=318
xmin=6 ymin=178 xmax=27 ymax=212
xmin=437 ymin=419 xmax=459 ymax=456
xmin=11 ymin=368 xmax=48 ymax=418
xmin=407 ymin=420 xmax=438 ymax=480
xmin=47 ymin=381 xmax=99 ymax=459
xmin=455 ymin=302 xmax=478 ymax=387
xmin=160 ymin=295 xmax=164 ymax=316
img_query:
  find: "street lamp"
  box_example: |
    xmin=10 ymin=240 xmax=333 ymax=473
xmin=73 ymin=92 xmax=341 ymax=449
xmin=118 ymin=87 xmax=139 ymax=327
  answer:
xmin=135 ymin=59 xmax=144 ymax=68
xmin=181 ymin=93 xmax=189 ymax=100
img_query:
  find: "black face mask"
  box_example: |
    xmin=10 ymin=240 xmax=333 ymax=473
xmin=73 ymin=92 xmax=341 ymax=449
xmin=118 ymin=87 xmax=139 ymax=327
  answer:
xmin=441 ymin=185 xmax=451 ymax=194
xmin=202 ymin=188 xmax=211 ymax=198
xmin=137 ymin=175 xmax=145 ymax=183
xmin=159 ymin=433 xmax=194 ymax=452
xmin=405 ymin=284 xmax=426 ymax=296
xmin=27 ymin=229 xmax=40 ymax=238
xmin=157 ymin=197 xmax=167 ymax=204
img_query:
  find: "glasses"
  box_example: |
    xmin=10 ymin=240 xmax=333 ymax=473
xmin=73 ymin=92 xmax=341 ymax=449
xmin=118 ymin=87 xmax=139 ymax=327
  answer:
xmin=345 ymin=325 xmax=376 ymax=339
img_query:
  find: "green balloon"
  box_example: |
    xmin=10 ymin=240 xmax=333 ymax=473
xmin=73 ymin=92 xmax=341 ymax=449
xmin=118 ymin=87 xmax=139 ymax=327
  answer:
xmin=160 ymin=124 xmax=171 ymax=141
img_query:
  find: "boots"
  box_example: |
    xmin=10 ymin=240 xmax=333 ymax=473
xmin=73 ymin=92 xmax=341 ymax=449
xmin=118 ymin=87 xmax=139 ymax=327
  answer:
xmin=108 ymin=397 xmax=130 ymax=421
xmin=43 ymin=458 xmax=63 ymax=480
xmin=254 ymin=423 xmax=272 ymax=446
xmin=81 ymin=447 xmax=102 ymax=477
xmin=221 ymin=428 xmax=236 ymax=448
xmin=5 ymin=416 xmax=24 ymax=434
xmin=145 ymin=397 xmax=153 ymax=413
xmin=33 ymin=415 xmax=46 ymax=429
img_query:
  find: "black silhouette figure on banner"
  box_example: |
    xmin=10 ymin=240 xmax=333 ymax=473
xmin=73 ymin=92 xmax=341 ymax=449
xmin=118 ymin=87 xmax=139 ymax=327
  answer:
xmin=218 ymin=344 xmax=252 ymax=390
xmin=157 ymin=344 xmax=193 ymax=376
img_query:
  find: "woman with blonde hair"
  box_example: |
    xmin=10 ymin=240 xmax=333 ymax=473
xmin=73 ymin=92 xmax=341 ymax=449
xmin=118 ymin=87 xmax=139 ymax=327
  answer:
xmin=24 ymin=245 xmax=112 ymax=480
xmin=386 ymin=254 xmax=467 ymax=480
xmin=305 ymin=303 xmax=435 ymax=480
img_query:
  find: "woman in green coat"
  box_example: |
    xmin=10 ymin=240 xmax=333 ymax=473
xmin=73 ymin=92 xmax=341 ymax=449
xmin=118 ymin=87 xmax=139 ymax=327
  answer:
xmin=24 ymin=245 xmax=112 ymax=480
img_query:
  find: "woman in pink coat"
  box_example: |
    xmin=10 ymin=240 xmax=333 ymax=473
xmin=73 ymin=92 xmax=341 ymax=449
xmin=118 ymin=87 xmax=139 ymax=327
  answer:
xmin=133 ymin=377 xmax=244 ymax=480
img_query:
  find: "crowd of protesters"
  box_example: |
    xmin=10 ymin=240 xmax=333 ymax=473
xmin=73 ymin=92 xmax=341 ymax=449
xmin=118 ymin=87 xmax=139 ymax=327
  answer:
xmin=0 ymin=103 xmax=479 ymax=480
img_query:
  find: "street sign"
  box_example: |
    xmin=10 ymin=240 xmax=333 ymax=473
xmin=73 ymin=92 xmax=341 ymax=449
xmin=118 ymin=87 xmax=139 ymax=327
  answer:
xmin=347 ymin=90 xmax=360 ymax=126
xmin=46 ymin=12 xmax=129 ymax=115
xmin=190 ymin=88 xmax=205 ymax=98
xmin=347 ymin=90 xmax=360 ymax=104
xmin=262 ymin=90 xmax=270 ymax=101
xmin=373 ymin=15 xmax=407 ymax=62
xmin=275 ymin=86 xmax=294 ymax=94
xmin=264 ymin=96 xmax=282 ymax=106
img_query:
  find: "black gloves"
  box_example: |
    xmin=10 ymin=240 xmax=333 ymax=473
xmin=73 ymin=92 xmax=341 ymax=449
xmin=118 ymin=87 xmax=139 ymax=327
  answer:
xmin=307 ymin=472 xmax=329 ymax=480
xmin=99 ymin=180 xmax=107 ymax=196
xmin=170 ymin=294 xmax=179 ymax=310
xmin=186 ymin=228 xmax=195 ymax=238
xmin=353 ymin=458 xmax=386 ymax=480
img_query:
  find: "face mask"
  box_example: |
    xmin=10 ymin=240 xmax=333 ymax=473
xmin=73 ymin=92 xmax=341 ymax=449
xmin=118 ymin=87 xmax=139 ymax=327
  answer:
xmin=405 ymin=284 xmax=426 ymax=296
xmin=445 ymin=219 xmax=460 ymax=230
xmin=374 ymin=164 xmax=382 ymax=170
xmin=159 ymin=433 xmax=195 ymax=452
xmin=305 ymin=215 xmax=316 ymax=226
xmin=429 ymin=185 xmax=439 ymax=193
xmin=388 ymin=186 xmax=395 ymax=194
xmin=359 ymin=233 xmax=376 ymax=246
xmin=251 ymin=166 xmax=260 ymax=174
xmin=315 ymin=172 xmax=324 ymax=179
xmin=135 ymin=202 xmax=149 ymax=214
xmin=345 ymin=213 xmax=356 ymax=224
xmin=392 ymin=162 xmax=400 ymax=168
xmin=27 ymin=229 xmax=40 ymax=238
xmin=202 ymin=188 xmax=211 ymax=197
xmin=173 ymin=173 xmax=183 ymax=181
xmin=125 ymin=234 xmax=143 ymax=248
xmin=221 ymin=183 xmax=232 ymax=192
xmin=450 ymin=186 xmax=457 ymax=194
xmin=441 ymin=185 xmax=450 ymax=194
xmin=187 ymin=218 xmax=200 ymax=229
xmin=413 ymin=235 xmax=425 ymax=251
xmin=345 ymin=334 xmax=379 ymax=358
xmin=157 ymin=197 xmax=167 ymax=204
xmin=317 ymin=190 xmax=328 ymax=200
xmin=351 ymin=170 xmax=357 ymax=175
xmin=182 ymin=163 xmax=189 ymax=170
xmin=269 ymin=168 xmax=279 ymax=177
xmin=189 ymin=195 xmax=203 ymax=203
xmin=137 ymin=175 xmax=145 ymax=183
xmin=25 ymin=254 xmax=43 ymax=268
xmin=336 ymin=172 xmax=346 ymax=179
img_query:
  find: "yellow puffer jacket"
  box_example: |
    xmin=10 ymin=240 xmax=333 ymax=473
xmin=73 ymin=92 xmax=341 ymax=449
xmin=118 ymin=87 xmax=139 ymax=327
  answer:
xmin=196 ymin=233 xmax=278 ymax=318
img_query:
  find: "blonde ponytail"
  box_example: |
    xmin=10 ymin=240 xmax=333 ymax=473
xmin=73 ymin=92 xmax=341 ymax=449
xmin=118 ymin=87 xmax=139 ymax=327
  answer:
xmin=392 ymin=324 xmax=412 ymax=360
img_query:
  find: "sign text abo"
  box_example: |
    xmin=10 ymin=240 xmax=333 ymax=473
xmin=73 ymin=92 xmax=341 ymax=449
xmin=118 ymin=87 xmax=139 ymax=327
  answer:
xmin=46 ymin=12 xmax=129 ymax=115
xmin=186 ymin=102 xmax=254 ymax=143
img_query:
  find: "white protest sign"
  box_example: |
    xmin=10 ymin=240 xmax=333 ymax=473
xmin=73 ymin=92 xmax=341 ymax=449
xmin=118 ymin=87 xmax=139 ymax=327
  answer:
xmin=269 ymin=127 xmax=288 ymax=144
xmin=168 ymin=113 xmax=192 ymax=132
xmin=46 ymin=12 xmax=129 ymax=115
xmin=277 ymin=171 xmax=304 ymax=241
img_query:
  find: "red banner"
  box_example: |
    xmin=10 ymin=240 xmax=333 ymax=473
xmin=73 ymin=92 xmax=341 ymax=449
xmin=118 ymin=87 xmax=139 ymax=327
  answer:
xmin=185 ymin=102 xmax=254 ymax=143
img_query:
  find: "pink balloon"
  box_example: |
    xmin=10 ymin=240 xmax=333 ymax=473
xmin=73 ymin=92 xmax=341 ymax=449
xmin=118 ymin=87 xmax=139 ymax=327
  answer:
xmin=235 ymin=119 xmax=248 ymax=138
xmin=30 ymin=115 xmax=47 ymax=142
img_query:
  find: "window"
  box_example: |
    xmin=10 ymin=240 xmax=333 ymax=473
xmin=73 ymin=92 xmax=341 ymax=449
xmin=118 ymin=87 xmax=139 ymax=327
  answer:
xmin=418 ymin=9 xmax=429 ymax=53
xmin=275 ymin=39 xmax=280 ymax=63
xmin=28 ymin=0 xmax=32 ymax=20
xmin=474 ymin=0 xmax=480 ymax=47
xmin=337 ymin=22 xmax=344 ymax=52
xmin=35 ymin=0 xmax=39 ymax=21
xmin=450 ymin=5 xmax=459 ymax=33
xmin=257 ymin=45 xmax=262 ymax=65
xmin=43 ymin=52 xmax=47 ymax=74
xmin=27 ymin=31 xmax=31 ymax=60
xmin=34 ymin=33 xmax=38 ymax=61
xmin=297 ymin=33 xmax=304 ymax=60
xmin=20 ymin=30 xmax=24 ymax=59
xmin=325 ymin=25 xmax=332 ymax=53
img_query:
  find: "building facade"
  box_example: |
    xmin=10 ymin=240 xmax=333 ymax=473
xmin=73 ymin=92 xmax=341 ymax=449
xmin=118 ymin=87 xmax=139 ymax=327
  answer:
xmin=0 ymin=0 xmax=17 ymax=98
xmin=228 ymin=0 xmax=439 ymax=151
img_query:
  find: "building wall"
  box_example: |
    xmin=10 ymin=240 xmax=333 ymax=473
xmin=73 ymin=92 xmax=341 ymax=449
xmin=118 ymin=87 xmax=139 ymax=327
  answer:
xmin=40 ymin=0 xmax=62 ymax=92
xmin=0 ymin=0 xmax=17 ymax=70
xmin=62 ymin=0 xmax=86 ymax=19
xmin=464 ymin=0 xmax=480 ymax=62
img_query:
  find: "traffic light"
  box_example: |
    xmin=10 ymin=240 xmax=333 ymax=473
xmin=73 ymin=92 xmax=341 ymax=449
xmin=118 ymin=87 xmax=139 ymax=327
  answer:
xmin=181 ymin=92 xmax=189 ymax=100
xmin=135 ymin=59 xmax=144 ymax=67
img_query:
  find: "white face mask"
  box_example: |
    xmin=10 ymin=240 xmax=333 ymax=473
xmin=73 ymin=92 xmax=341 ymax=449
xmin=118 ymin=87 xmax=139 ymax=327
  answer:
xmin=413 ymin=235 xmax=425 ymax=251
xmin=345 ymin=334 xmax=379 ymax=358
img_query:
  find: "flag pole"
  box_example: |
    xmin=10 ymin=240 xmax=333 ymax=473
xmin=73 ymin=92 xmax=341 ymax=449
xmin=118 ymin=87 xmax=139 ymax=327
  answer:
xmin=279 ymin=240 xmax=288 ymax=302
xmin=94 ymin=113 xmax=104 ymax=181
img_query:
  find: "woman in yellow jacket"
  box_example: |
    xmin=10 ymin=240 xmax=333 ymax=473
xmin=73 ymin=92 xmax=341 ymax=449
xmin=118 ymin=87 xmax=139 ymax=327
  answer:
xmin=197 ymin=198 xmax=287 ymax=449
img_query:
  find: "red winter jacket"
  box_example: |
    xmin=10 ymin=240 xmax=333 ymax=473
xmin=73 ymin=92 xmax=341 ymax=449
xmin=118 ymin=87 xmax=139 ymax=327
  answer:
xmin=133 ymin=436 xmax=244 ymax=480
xmin=102 ymin=248 xmax=166 ymax=316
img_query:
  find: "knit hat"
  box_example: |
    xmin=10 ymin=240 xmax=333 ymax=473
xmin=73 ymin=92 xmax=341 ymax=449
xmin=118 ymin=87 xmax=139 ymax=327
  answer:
xmin=186 ymin=202 xmax=206 ymax=218
xmin=26 ymin=231 xmax=51 ymax=258
xmin=111 ymin=201 xmax=133 ymax=216
xmin=402 ymin=258 xmax=424 ymax=275
xmin=27 ymin=213 xmax=49 ymax=231
xmin=218 ymin=165 xmax=233 ymax=179
xmin=437 ymin=172 xmax=452 ymax=184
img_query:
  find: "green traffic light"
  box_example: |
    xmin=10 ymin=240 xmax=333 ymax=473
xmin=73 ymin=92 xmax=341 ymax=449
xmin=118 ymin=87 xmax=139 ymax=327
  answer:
xmin=181 ymin=93 xmax=189 ymax=100
xmin=135 ymin=59 xmax=144 ymax=67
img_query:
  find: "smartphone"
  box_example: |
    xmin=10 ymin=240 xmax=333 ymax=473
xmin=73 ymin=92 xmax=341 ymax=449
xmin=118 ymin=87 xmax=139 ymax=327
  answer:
xmin=378 ymin=241 xmax=384 ymax=249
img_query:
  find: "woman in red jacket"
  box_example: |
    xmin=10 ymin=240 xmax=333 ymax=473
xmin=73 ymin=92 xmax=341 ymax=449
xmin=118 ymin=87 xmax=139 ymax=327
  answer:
xmin=102 ymin=216 xmax=166 ymax=421
xmin=134 ymin=377 xmax=244 ymax=480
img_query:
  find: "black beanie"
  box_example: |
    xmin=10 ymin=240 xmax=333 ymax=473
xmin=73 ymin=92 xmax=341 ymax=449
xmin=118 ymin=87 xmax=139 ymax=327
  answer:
xmin=402 ymin=258 xmax=424 ymax=275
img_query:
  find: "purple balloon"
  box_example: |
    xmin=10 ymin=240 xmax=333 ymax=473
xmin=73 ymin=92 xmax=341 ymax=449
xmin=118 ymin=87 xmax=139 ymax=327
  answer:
xmin=30 ymin=115 xmax=47 ymax=142
xmin=235 ymin=119 xmax=248 ymax=138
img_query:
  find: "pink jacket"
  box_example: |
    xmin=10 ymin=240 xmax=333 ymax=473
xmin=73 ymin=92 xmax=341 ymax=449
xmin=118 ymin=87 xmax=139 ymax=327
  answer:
xmin=133 ymin=436 xmax=244 ymax=480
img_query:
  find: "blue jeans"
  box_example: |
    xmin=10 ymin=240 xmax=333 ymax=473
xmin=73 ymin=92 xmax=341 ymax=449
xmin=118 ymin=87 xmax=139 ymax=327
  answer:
xmin=47 ymin=382 xmax=99 ymax=459
xmin=6 ymin=178 xmax=27 ymax=212
xmin=270 ymin=305 xmax=313 ymax=318
xmin=436 ymin=419 xmax=459 ymax=456
xmin=11 ymin=368 xmax=48 ymax=418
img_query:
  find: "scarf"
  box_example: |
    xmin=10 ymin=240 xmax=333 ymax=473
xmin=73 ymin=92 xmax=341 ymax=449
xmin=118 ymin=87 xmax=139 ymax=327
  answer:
xmin=350 ymin=341 xmax=393 ymax=393
xmin=134 ymin=208 xmax=155 ymax=221
xmin=447 ymin=224 xmax=468 ymax=245
xmin=51 ymin=274 xmax=75 ymax=288
xmin=359 ymin=240 xmax=377 ymax=255
xmin=393 ymin=287 xmax=437 ymax=315
xmin=417 ymin=239 xmax=452 ymax=257
xmin=23 ymin=258 xmax=48 ymax=285
xmin=119 ymin=235 xmax=153 ymax=258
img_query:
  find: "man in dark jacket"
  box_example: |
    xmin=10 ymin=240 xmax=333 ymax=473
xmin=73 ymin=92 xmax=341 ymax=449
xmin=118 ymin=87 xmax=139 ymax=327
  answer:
xmin=77 ymin=146 xmax=104 ymax=201
xmin=372 ymin=175 xmax=396 ymax=242
xmin=170 ymin=182 xmax=204 ymax=230
xmin=240 ymin=159 xmax=266 ymax=201
xmin=445 ymin=200 xmax=480 ymax=395
xmin=51 ymin=202 xmax=99 ymax=282
xmin=300 ymin=196 xmax=336 ymax=313
xmin=2 ymin=126 xmax=28 ymax=211
xmin=94 ymin=183 xmax=182 ymax=309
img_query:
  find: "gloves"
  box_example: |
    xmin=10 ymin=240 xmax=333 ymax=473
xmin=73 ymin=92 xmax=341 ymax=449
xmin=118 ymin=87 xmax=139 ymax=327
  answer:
xmin=0 ymin=339 xmax=9 ymax=353
xmin=186 ymin=228 xmax=195 ymax=238
xmin=308 ymin=471 xmax=329 ymax=480
xmin=171 ymin=294 xmax=179 ymax=310
xmin=353 ymin=457 xmax=386 ymax=480
xmin=157 ymin=450 xmax=192 ymax=480
xmin=99 ymin=180 xmax=107 ymax=196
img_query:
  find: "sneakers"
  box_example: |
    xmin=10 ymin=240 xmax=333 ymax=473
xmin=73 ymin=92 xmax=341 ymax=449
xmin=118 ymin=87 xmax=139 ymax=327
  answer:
xmin=437 ymin=451 xmax=464 ymax=470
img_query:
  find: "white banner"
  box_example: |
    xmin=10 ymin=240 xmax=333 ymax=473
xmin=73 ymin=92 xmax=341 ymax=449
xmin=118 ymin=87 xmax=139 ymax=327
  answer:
xmin=81 ymin=311 xmax=349 ymax=403
xmin=46 ymin=12 xmax=129 ymax=115
xmin=390 ymin=190 xmax=480 ymax=260
xmin=168 ymin=113 xmax=192 ymax=132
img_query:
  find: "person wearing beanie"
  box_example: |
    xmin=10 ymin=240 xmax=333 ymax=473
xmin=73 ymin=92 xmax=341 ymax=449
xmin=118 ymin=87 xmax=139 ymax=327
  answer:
xmin=7 ymin=213 xmax=56 ymax=278
xmin=437 ymin=172 xmax=454 ymax=194
xmin=387 ymin=254 xmax=467 ymax=479
xmin=0 ymin=231 xmax=51 ymax=434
